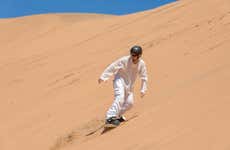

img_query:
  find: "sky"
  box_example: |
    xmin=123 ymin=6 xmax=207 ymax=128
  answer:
xmin=0 ymin=0 xmax=176 ymax=18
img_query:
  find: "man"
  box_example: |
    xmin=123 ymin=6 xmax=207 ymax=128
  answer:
xmin=98 ymin=45 xmax=148 ymax=127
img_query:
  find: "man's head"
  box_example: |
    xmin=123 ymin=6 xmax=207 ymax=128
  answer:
xmin=130 ymin=45 xmax=142 ymax=64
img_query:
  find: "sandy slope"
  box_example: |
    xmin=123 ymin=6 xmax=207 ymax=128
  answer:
xmin=0 ymin=0 xmax=230 ymax=150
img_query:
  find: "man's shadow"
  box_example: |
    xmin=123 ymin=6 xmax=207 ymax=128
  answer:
xmin=101 ymin=126 xmax=116 ymax=134
xmin=100 ymin=114 xmax=138 ymax=134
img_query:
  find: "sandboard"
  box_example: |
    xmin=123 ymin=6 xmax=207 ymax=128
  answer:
xmin=85 ymin=114 xmax=138 ymax=136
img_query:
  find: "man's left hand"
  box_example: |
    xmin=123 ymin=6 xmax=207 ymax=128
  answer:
xmin=140 ymin=92 xmax=145 ymax=98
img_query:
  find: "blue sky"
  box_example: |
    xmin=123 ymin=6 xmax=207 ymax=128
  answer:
xmin=0 ymin=0 xmax=176 ymax=18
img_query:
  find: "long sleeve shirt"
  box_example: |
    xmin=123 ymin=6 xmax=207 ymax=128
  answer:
xmin=100 ymin=55 xmax=148 ymax=93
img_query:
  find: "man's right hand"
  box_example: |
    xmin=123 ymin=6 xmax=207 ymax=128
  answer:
xmin=98 ymin=78 xmax=104 ymax=84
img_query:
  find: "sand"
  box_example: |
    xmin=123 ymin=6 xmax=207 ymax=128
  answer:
xmin=0 ymin=0 xmax=230 ymax=150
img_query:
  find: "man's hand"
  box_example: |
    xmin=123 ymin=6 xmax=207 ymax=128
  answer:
xmin=98 ymin=78 xmax=104 ymax=84
xmin=140 ymin=92 xmax=145 ymax=98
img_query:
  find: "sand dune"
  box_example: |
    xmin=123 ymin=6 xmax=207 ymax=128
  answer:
xmin=0 ymin=0 xmax=230 ymax=150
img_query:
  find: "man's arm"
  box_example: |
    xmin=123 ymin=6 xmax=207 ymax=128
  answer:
xmin=139 ymin=61 xmax=148 ymax=97
xmin=99 ymin=57 xmax=124 ymax=83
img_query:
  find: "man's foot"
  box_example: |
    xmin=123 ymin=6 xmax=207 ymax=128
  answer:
xmin=118 ymin=115 xmax=126 ymax=122
xmin=105 ymin=117 xmax=120 ymax=128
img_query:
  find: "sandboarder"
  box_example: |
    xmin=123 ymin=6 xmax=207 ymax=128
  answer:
xmin=98 ymin=45 xmax=148 ymax=127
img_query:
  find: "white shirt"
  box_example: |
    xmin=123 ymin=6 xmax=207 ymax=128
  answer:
xmin=100 ymin=55 xmax=148 ymax=93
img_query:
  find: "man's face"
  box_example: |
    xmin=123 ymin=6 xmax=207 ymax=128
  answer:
xmin=131 ymin=53 xmax=141 ymax=64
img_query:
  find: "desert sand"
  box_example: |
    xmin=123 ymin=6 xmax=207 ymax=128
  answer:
xmin=0 ymin=0 xmax=230 ymax=150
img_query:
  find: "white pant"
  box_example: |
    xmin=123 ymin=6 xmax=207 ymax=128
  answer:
xmin=106 ymin=77 xmax=134 ymax=119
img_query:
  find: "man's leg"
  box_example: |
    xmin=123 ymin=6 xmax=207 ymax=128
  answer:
xmin=106 ymin=78 xmax=125 ymax=119
xmin=119 ymin=92 xmax=134 ymax=117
